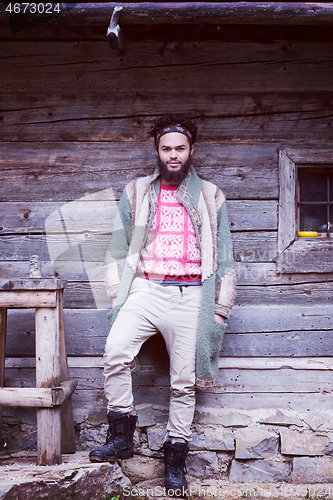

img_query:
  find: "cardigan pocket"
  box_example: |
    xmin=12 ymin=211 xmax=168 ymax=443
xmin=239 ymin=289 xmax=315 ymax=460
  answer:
xmin=210 ymin=320 xmax=227 ymax=355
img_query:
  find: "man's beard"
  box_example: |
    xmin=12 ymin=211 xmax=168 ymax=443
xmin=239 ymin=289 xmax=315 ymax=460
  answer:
xmin=157 ymin=154 xmax=192 ymax=184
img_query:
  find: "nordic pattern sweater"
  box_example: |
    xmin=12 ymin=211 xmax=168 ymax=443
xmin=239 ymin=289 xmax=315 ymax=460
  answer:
xmin=105 ymin=166 xmax=237 ymax=389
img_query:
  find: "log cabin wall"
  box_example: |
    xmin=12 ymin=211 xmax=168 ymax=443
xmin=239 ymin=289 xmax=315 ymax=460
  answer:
xmin=1 ymin=2 xmax=333 ymax=480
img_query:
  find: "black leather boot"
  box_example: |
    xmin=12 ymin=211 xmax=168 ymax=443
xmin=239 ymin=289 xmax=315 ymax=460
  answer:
xmin=89 ymin=411 xmax=138 ymax=463
xmin=163 ymin=440 xmax=189 ymax=491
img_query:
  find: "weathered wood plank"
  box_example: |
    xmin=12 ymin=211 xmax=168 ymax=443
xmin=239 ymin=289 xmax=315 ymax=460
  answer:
xmin=6 ymin=361 xmax=333 ymax=413
xmin=0 ymin=201 xmax=116 ymax=235
xmin=221 ymin=331 xmax=333 ymax=358
xmin=278 ymin=238 xmax=333 ymax=274
xmin=69 ymin=389 xmax=333 ymax=414
xmin=0 ymin=261 xmax=56 ymax=279
xmin=35 ymin=301 xmax=62 ymax=464
xmin=1 ymin=261 xmax=332 ymax=287
xmin=4 ymin=383 xmax=331 ymax=415
xmin=0 ymin=309 xmax=6 ymax=386
xmin=33 ymin=280 xmax=333 ymax=310
xmin=4 ymin=303 xmax=333 ymax=357
xmin=5 ymin=309 xmax=110 ymax=358
xmin=52 ymin=380 xmax=78 ymax=407
xmin=0 ymin=234 xmax=109 ymax=262
xmin=0 ymin=199 xmax=277 ymax=234
xmin=0 ymin=291 xmax=56 ymax=308
xmin=1 ymin=41 xmax=333 ymax=93
xmin=233 ymin=232 xmax=277 ymax=263
xmin=6 ymin=364 xmax=333 ymax=393
xmin=235 ymin=282 xmax=333 ymax=305
xmin=58 ymin=289 xmax=76 ymax=454
xmin=235 ymin=262 xmax=333 ymax=286
xmin=2 ymin=92 xmax=333 ymax=143
xmin=195 ymin=392 xmax=333 ymax=412
xmin=0 ymin=142 xmax=278 ymax=201
xmin=0 ymin=387 xmax=53 ymax=407
xmin=278 ymin=149 xmax=297 ymax=256
xmin=0 ymin=279 xmax=66 ymax=291
xmin=6 ymin=317 xmax=333 ymax=358
xmin=0 ymin=231 xmax=277 ymax=263
xmin=2 ymin=3 xmax=333 ymax=28
xmin=134 ymin=368 xmax=333 ymax=393
xmin=7 ymin=355 xmax=333 ymax=371
xmin=35 ymin=306 xmax=61 ymax=389
xmin=0 ymin=308 xmax=7 ymax=445
xmin=230 ymin=303 xmax=333 ymax=333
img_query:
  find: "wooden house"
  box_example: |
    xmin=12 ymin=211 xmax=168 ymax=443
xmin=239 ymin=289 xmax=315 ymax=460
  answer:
xmin=1 ymin=2 xmax=333 ymax=483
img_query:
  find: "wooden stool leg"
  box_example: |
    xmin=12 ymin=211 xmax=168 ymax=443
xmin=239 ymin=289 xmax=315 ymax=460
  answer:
xmin=0 ymin=308 xmax=7 ymax=448
xmin=58 ymin=290 xmax=76 ymax=453
xmin=35 ymin=304 xmax=61 ymax=465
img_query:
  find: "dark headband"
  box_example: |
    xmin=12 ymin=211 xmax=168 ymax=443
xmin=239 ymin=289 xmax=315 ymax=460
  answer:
xmin=155 ymin=124 xmax=193 ymax=146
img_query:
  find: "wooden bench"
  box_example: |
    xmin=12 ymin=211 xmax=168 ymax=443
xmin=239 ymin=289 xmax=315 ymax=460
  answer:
xmin=0 ymin=279 xmax=77 ymax=465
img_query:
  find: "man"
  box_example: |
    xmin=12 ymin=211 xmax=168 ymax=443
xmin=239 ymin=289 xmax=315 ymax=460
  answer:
xmin=89 ymin=115 xmax=236 ymax=491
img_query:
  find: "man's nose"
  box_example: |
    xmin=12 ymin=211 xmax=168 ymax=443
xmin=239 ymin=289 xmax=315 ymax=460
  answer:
xmin=170 ymin=150 xmax=178 ymax=158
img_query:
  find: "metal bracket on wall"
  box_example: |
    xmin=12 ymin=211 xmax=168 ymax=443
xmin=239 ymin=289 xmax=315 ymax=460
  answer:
xmin=106 ymin=6 xmax=123 ymax=50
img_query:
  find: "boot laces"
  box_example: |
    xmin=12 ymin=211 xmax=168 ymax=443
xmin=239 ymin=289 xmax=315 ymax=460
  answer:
xmin=170 ymin=450 xmax=187 ymax=476
xmin=106 ymin=421 xmax=118 ymax=458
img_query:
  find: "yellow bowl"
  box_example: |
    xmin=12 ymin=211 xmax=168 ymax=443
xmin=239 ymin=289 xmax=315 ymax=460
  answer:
xmin=298 ymin=231 xmax=318 ymax=237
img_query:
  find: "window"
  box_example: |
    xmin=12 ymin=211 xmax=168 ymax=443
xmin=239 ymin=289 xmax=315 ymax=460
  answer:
xmin=298 ymin=168 xmax=332 ymax=238
xmin=277 ymin=149 xmax=333 ymax=273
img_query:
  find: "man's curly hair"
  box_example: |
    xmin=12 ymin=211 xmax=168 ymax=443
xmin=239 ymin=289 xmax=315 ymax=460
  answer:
xmin=150 ymin=114 xmax=198 ymax=147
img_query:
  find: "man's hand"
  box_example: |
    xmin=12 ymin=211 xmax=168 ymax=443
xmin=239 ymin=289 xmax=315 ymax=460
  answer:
xmin=111 ymin=297 xmax=117 ymax=309
xmin=214 ymin=314 xmax=225 ymax=324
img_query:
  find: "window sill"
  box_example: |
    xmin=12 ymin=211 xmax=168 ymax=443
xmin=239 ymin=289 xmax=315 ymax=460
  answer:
xmin=277 ymin=237 xmax=333 ymax=273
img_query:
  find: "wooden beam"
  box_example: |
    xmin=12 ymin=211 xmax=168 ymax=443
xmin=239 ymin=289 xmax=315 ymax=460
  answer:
xmin=0 ymin=279 xmax=67 ymax=291
xmin=0 ymin=381 xmax=77 ymax=407
xmin=0 ymin=387 xmax=53 ymax=407
xmin=0 ymin=308 xmax=7 ymax=447
xmin=102 ymin=3 xmax=333 ymax=26
xmin=7 ymin=356 xmax=333 ymax=371
xmin=2 ymin=3 xmax=332 ymax=26
xmin=35 ymin=302 xmax=62 ymax=465
xmin=0 ymin=291 xmax=57 ymax=308
xmin=58 ymin=289 xmax=77 ymax=454
xmin=1 ymin=2 xmax=333 ymax=41
xmin=52 ymin=379 xmax=78 ymax=406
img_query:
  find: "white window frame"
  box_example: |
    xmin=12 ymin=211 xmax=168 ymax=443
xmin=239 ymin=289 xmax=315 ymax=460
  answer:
xmin=277 ymin=148 xmax=333 ymax=273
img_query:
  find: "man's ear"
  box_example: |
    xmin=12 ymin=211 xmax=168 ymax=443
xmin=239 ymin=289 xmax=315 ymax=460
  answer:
xmin=190 ymin=145 xmax=194 ymax=155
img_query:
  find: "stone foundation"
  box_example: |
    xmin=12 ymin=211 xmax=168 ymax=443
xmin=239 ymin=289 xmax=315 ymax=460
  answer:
xmin=2 ymin=405 xmax=333 ymax=492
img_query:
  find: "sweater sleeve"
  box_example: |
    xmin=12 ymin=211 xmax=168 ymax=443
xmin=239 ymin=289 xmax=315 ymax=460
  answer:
xmin=104 ymin=188 xmax=132 ymax=298
xmin=214 ymin=200 xmax=237 ymax=318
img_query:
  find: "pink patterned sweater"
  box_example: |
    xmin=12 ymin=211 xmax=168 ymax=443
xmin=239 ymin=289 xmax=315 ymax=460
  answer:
xmin=137 ymin=183 xmax=202 ymax=281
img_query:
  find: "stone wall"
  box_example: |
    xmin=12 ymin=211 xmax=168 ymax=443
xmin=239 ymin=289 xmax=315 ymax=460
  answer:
xmin=3 ymin=404 xmax=333 ymax=485
xmin=74 ymin=404 xmax=333 ymax=485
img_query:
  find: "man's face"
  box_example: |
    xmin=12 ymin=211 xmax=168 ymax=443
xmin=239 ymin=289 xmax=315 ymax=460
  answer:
xmin=156 ymin=132 xmax=194 ymax=185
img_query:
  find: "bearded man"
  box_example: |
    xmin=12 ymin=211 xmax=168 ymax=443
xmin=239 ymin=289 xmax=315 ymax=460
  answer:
xmin=89 ymin=115 xmax=237 ymax=492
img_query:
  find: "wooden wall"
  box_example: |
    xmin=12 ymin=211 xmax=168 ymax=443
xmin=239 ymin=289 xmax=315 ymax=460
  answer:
xmin=1 ymin=32 xmax=333 ymax=422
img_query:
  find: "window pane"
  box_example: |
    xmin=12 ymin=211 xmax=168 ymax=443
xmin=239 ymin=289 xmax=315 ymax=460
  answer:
xmin=299 ymin=172 xmax=327 ymax=202
xmin=299 ymin=204 xmax=327 ymax=232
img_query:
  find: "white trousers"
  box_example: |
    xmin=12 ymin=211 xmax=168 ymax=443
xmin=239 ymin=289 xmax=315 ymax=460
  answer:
xmin=103 ymin=277 xmax=202 ymax=441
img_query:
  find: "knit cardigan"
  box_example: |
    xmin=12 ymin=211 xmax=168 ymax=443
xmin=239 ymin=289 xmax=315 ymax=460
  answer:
xmin=105 ymin=166 xmax=237 ymax=389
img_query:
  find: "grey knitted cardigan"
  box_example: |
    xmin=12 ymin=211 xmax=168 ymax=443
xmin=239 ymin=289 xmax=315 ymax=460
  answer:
xmin=105 ymin=166 xmax=237 ymax=389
